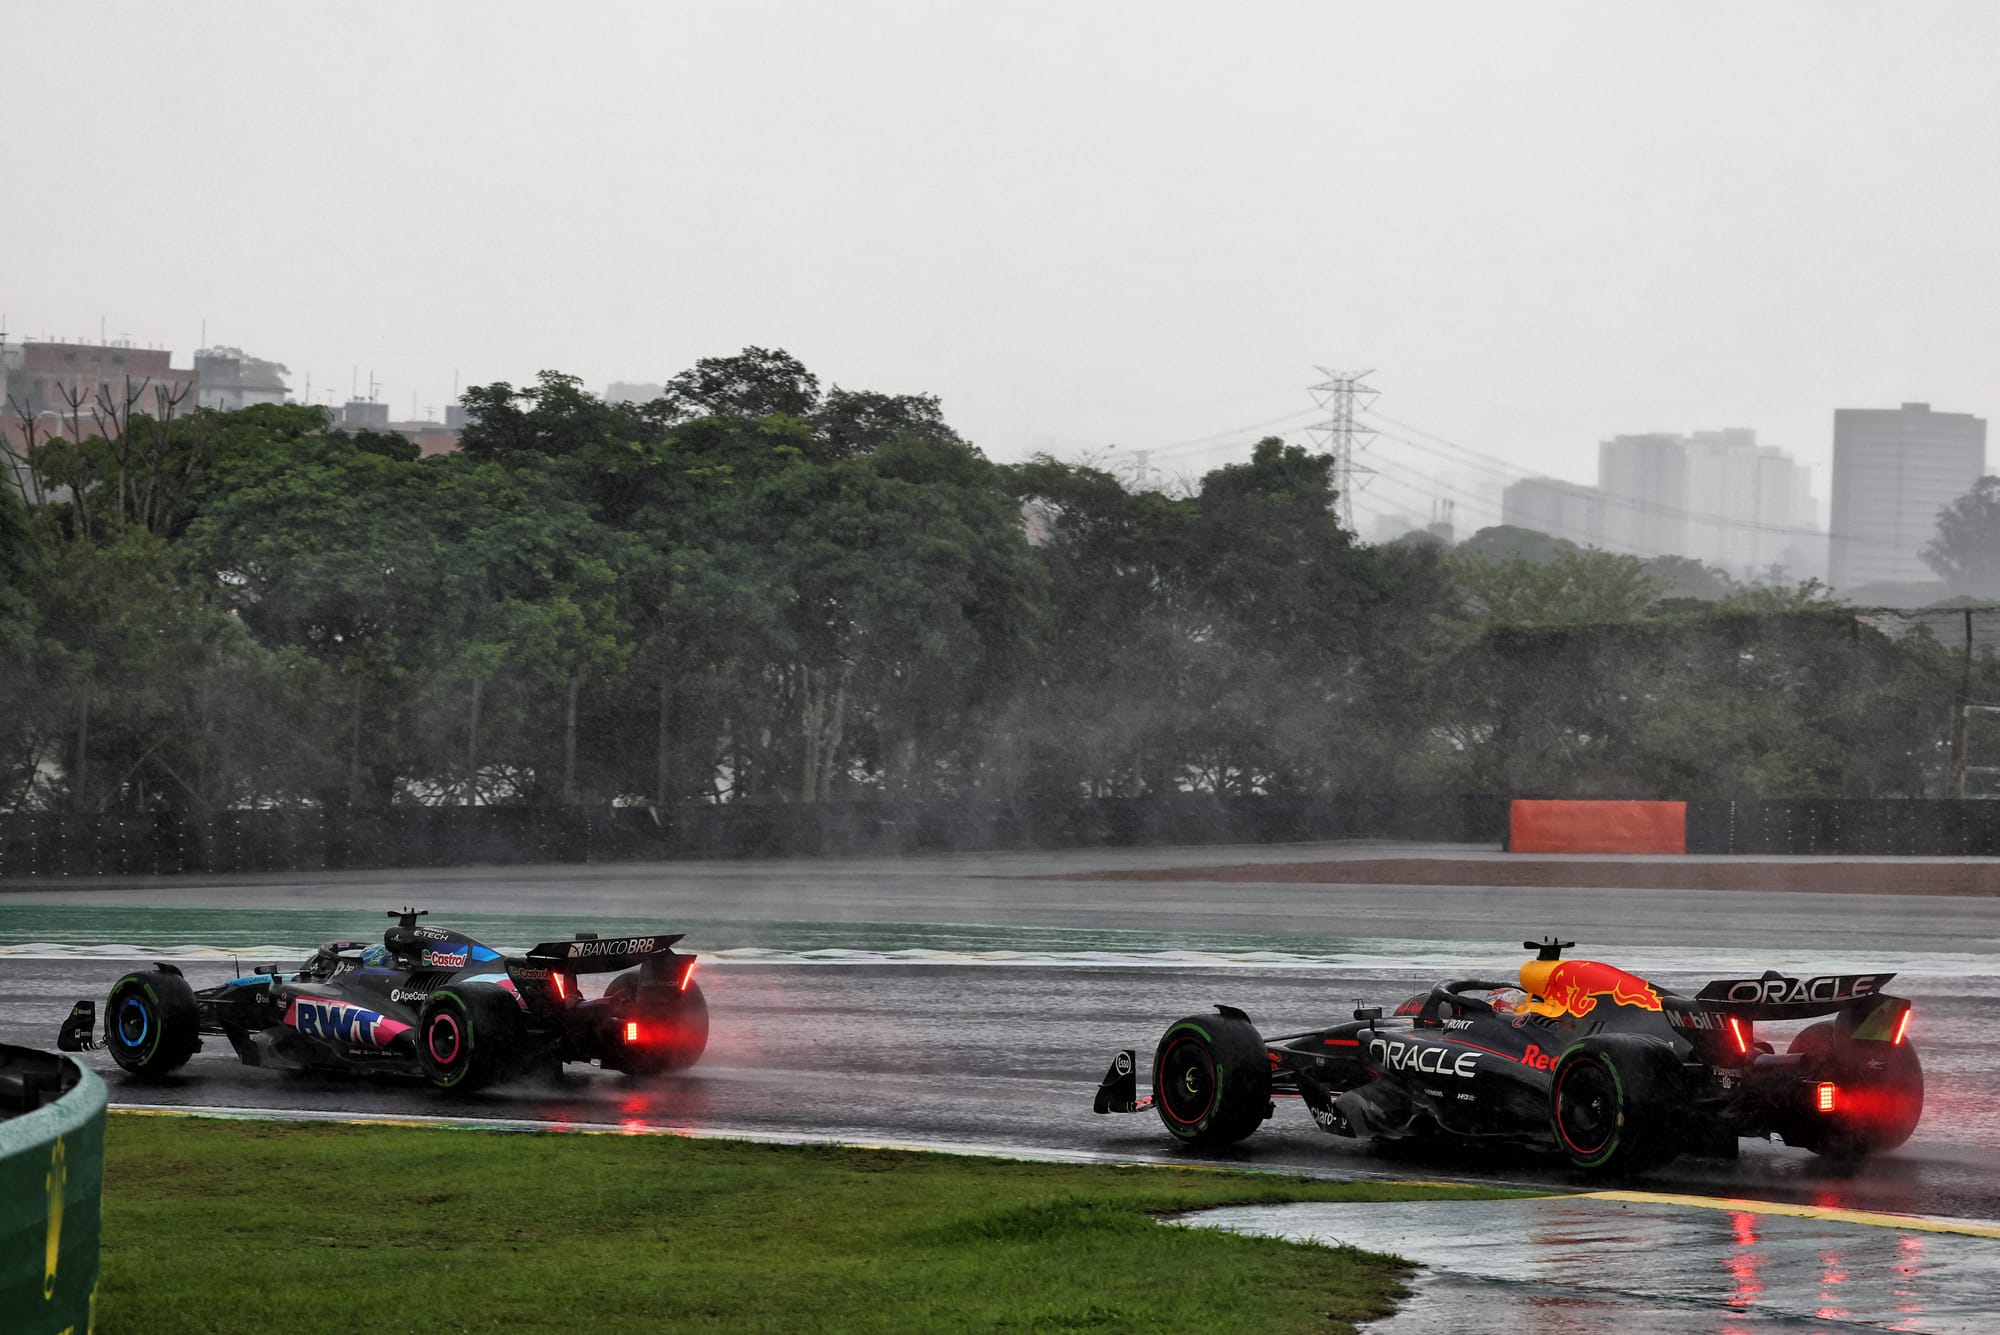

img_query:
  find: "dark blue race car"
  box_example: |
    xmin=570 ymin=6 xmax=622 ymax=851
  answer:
xmin=58 ymin=908 xmax=708 ymax=1090
xmin=1097 ymin=938 xmax=1922 ymax=1175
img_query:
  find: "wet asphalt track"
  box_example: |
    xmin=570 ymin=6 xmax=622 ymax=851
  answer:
xmin=3 ymin=842 xmax=1999 ymax=1328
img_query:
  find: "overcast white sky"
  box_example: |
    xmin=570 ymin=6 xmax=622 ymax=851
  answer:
xmin=9 ymin=2 xmax=2000 ymax=534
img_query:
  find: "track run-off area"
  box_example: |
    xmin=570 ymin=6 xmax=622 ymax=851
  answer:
xmin=4 ymin=841 xmax=1998 ymax=1329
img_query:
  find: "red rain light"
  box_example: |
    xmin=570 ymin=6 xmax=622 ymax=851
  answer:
xmin=679 ymin=958 xmax=698 ymax=992
xmin=551 ymin=972 xmax=567 ymax=1001
xmin=1817 ymin=1082 xmax=1838 ymax=1113
xmin=624 ymin=1021 xmax=640 ymax=1043
xmin=1892 ymin=1008 xmax=1913 ymax=1046
xmin=1727 ymin=1016 xmax=1751 ymax=1056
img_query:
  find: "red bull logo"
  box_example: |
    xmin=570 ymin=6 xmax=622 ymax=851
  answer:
xmin=1522 ymin=959 xmax=1662 ymax=1017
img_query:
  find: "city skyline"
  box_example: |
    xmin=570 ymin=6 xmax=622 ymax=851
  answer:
xmin=15 ymin=321 xmax=1996 ymax=581
xmin=8 ymin=2 xmax=2000 ymax=540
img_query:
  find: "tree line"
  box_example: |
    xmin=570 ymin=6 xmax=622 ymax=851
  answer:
xmin=4 ymin=346 xmax=1997 ymax=817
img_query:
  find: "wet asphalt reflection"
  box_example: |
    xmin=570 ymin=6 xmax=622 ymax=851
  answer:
xmin=1187 ymin=1197 xmax=2000 ymax=1333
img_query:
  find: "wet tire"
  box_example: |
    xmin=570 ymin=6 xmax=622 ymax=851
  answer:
xmin=417 ymin=984 xmax=523 ymax=1091
xmin=1549 ymin=1036 xmax=1683 ymax=1175
xmin=607 ymin=974 xmax=709 ymax=1075
xmin=1152 ymin=1012 xmax=1271 ymax=1147
xmin=104 ymin=970 xmax=200 ymax=1077
xmin=1786 ymin=1021 xmax=1923 ymax=1157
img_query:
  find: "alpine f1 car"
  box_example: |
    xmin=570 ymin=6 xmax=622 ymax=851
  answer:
xmin=1095 ymin=938 xmax=1923 ymax=1174
xmin=56 ymin=909 xmax=708 ymax=1090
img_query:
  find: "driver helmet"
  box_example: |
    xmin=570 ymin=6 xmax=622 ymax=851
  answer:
xmin=359 ymin=944 xmax=391 ymax=967
xmin=1485 ymin=985 xmax=1526 ymax=1014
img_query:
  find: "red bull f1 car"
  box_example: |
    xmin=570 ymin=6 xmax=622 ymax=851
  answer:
xmin=56 ymin=909 xmax=708 ymax=1090
xmin=1095 ymin=939 xmax=1922 ymax=1175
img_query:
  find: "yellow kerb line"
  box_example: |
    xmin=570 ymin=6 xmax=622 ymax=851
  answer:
xmin=1580 ymin=1189 xmax=2000 ymax=1240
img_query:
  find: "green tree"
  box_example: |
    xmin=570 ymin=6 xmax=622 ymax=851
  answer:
xmin=457 ymin=371 xmax=660 ymax=464
xmin=1923 ymin=475 xmax=2000 ymax=595
xmin=182 ymin=434 xmax=631 ymax=805
xmin=1450 ymin=547 xmax=1665 ymax=631
xmin=660 ymin=347 xmax=820 ymax=423
xmin=1644 ymin=554 xmax=1735 ymax=604
xmin=22 ymin=526 xmax=319 ymax=813
xmin=1456 ymin=524 xmax=1577 ymax=564
xmin=811 ymin=387 xmax=966 ymax=463
xmin=762 ymin=432 xmax=1043 ymax=800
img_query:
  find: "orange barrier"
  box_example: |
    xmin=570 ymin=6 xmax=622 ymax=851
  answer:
xmin=1509 ymin=799 xmax=1687 ymax=854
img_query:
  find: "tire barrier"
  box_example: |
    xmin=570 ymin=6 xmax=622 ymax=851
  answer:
xmin=1509 ymin=800 xmax=1688 ymax=854
xmin=0 ymin=1046 xmax=104 ymax=1335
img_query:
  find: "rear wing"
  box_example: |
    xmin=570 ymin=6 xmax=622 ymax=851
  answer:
xmin=1691 ymin=971 xmax=1900 ymax=1021
xmin=1654 ymin=971 xmax=1911 ymax=1057
xmin=516 ymin=933 xmax=687 ymax=974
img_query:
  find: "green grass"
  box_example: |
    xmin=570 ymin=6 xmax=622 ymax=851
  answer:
xmin=98 ymin=1114 xmax=1516 ymax=1334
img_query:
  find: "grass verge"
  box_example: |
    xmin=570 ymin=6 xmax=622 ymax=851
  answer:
xmin=100 ymin=1114 xmax=1518 ymax=1334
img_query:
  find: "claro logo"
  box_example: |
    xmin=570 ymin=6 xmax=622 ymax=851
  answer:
xmin=1369 ymin=1037 xmax=1479 ymax=1079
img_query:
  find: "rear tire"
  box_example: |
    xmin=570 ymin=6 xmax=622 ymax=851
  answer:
xmin=105 ymin=970 xmax=200 ymax=1077
xmin=1152 ymin=1012 xmax=1271 ymax=1147
xmin=417 ymin=984 xmax=523 ymax=1091
xmin=1549 ymin=1036 xmax=1683 ymax=1175
xmin=1787 ymin=1021 xmax=1923 ymax=1157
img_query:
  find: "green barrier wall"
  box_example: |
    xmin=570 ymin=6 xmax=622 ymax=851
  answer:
xmin=0 ymin=1047 xmax=104 ymax=1335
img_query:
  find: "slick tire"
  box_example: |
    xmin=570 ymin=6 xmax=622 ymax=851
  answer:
xmin=1786 ymin=1021 xmax=1924 ymax=1157
xmin=1153 ymin=1012 xmax=1271 ymax=1147
xmin=417 ymin=984 xmax=523 ymax=1092
xmin=606 ymin=974 xmax=710 ymax=1075
xmin=1549 ymin=1035 xmax=1683 ymax=1175
xmin=105 ymin=970 xmax=201 ymax=1078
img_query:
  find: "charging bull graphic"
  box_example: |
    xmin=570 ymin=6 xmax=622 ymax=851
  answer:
xmin=1519 ymin=958 xmax=1663 ymax=1017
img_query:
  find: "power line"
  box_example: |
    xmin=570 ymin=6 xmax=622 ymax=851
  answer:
xmin=1142 ymin=406 xmax=1322 ymax=460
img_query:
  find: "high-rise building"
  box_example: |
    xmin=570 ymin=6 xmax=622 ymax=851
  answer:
xmin=1595 ymin=429 xmax=1817 ymax=578
xmin=1829 ymin=403 xmax=1987 ymax=591
xmin=1682 ymin=429 xmax=1817 ymax=580
xmin=1598 ymin=433 xmax=1690 ymax=558
xmin=1501 ymin=477 xmax=1602 ymax=547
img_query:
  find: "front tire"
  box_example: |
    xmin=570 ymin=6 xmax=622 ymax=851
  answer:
xmin=1786 ymin=1021 xmax=1923 ymax=1157
xmin=1152 ymin=1011 xmax=1271 ymax=1147
xmin=1550 ymin=1036 xmax=1683 ymax=1175
xmin=417 ymin=985 xmax=523 ymax=1091
xmin=105 ymin=970 xmax=200 ymax=1077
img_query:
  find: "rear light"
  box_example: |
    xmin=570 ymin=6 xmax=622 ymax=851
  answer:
xmin=551 ymin=972 xmax=568 ymax=1001
xmin=679 ymin=958 xmax=698 ymax=992
xmin=1727 ymin=1016 xmax=1752 ymax=1057
xmin=1892 ymin=1008 xmax=1913 ymax=1046
xmin=624 ymin=1021 xmax=640 ymax=1043
xmin=1817 ymin=1082 xmax=1837 ymax=1113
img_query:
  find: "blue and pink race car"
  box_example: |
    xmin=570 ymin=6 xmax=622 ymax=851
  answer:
xmin=58 ymin=908 xmax=708 ymax=1089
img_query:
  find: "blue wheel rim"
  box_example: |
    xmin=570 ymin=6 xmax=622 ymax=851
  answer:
xmin=117 ymin=996 xmax=152 ymax=1049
